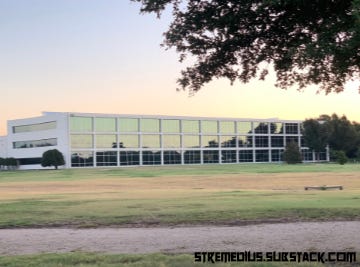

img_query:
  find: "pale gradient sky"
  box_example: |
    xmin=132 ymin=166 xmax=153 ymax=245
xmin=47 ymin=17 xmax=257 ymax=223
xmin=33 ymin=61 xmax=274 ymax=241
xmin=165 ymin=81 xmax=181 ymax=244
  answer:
xmin=1 ymin=0 xmax=359 ymax=135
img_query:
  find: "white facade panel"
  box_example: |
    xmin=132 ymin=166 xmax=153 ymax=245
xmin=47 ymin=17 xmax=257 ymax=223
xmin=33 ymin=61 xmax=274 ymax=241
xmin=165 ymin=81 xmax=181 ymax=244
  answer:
xmin=0 ymin=136 xmax=7 ymax=158
xmin=7 ymin=112 xmax=69 ymax=169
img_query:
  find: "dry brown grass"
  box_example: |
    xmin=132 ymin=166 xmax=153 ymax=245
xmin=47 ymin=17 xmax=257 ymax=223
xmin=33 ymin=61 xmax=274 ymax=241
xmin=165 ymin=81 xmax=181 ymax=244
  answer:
xmin=1 ymin=172 xmax=360 ymax=200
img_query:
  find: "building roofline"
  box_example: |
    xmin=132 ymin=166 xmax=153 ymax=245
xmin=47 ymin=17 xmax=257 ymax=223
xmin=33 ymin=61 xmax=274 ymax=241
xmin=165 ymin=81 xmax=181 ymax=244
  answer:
xmin=42 ymin=111 xmax=303 ymax=123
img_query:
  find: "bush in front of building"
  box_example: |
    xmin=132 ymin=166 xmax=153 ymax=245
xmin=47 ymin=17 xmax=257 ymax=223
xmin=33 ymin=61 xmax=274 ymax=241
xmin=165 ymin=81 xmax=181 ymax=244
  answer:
xmin=283 ymin=142 xmax=302 ymax=164
xmin=41 ymin=149 xmax=65 ymax=170
xmin=0 ymin=157 xmax=4 ymax=170
xmin=0 ymin=157 xmax=19 ymax=170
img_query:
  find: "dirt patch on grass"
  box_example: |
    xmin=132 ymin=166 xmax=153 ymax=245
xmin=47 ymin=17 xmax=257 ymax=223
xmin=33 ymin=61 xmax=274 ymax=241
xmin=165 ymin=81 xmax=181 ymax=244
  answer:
xmin=1 ymin=172 xmax=360 ymax=200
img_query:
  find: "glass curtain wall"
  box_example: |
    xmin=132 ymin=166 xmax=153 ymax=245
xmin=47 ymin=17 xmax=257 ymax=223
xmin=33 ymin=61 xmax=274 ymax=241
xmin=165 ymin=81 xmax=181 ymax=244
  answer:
xmin=69 ymin=115 xmax=307 ymax=167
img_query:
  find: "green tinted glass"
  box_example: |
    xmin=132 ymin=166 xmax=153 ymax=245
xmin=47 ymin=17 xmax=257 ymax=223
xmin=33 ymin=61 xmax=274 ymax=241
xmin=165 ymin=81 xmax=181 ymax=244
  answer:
xmin=163 ymin=135 xmax=181 ymax=148
xmin=95 ymin=118 xmax=116 ymax=132
xmin=141 ymin=119 xmax=160 ymax=132
xmin=95 ymin=134 xmax=116 ymax=148
xmin=202 ymin=120 xmax=218 ymax=134
xmin=182 ymin=120 xmax=200 ymax=133
xmin=70 ymin=134 xmax=93 ymax=148
xmin=70 ymin=117 xmax=92 ymax=132
xmin=220 ymin=121 xmax=235 ymax=134
xmin=119 ymin=118 xmax=139 ymax=132
xmin=162 ymin=120 xmax=180 ymax=133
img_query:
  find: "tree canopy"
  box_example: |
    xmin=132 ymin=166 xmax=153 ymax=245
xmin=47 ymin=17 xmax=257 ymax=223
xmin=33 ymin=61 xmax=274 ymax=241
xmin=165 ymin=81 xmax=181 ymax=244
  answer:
xmin=132 ymin=0 xmax=360 ymax=94
xmin=302 ymin=113 xmax=360 ymax=160
xmin=302 ymin=118 xmax=329 ymax=156
xmin=41 ymin=149 xmax=65 ymax=170
xmin=316 ymin=114 xmax=360 ymax=157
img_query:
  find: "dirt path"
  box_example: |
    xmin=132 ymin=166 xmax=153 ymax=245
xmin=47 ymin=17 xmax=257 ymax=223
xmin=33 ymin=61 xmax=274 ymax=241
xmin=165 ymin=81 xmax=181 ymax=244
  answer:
xmin=0 ymin=221 xmax=359 ymax=255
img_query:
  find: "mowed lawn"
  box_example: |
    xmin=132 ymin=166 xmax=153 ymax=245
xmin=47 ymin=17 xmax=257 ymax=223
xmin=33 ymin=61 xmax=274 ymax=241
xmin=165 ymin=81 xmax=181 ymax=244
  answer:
xmin=0 ymin=253 xmax=334 ymax=267
xmin=0 ymin=163 xmax=360 ymax=228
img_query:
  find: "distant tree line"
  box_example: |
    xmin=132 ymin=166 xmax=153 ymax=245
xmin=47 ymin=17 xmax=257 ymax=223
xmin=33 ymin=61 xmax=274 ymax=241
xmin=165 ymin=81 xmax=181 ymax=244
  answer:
xmin=303 ymin=113 xmax=360 ymax=163
xmin=0 ymin=157 xmax=19 ymax=170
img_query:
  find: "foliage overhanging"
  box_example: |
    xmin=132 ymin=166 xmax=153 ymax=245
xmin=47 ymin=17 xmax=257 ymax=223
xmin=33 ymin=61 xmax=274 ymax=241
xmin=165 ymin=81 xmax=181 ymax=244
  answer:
xmin=132 ymin=0 xmax=360 ymax=94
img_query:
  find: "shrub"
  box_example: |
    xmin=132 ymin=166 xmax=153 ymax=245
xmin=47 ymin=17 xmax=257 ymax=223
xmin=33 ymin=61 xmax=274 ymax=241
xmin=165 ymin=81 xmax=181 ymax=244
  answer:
xmin=0 ymin=157 xmax=4 ymax=170
xmin=335 ymin=150 xmax=348 ymax=165
xmin=0 ymin=157 xmax=19 ymax=170
xmin=283 ymin=142 xmax=302 ymax=164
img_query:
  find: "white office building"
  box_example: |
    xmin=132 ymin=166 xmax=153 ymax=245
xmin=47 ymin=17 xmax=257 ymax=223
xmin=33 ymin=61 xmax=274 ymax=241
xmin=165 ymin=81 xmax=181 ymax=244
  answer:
xmin=1 ymin=112 xmax=328 ymax=169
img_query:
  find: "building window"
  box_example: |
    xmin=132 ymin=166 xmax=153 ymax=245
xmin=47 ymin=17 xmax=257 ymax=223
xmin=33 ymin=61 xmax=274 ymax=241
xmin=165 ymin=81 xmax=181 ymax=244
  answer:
xmin=13 ymin=138 xmax=57 ymax=149
xmin=270 ymin=122 xmax=284 ymax=134
xmin=142 ymin=151 xmax=161 ymax=165
xmin=17 ymin=157 xmax=42 ymax=165
xmin=285 ymin=123 xmax=299 ymax=134
xmin=256 ymin=150 xmax=269 ymax=162
xmin=220 ymin=121 xmax=235 ymax=134
xmin=95 ymin=135 xmax=117 ymax=148
xmin=253 ymin=122 xmax=269 ymax=134
xmin=271 ymin=150 xmax=283 ymax=162
xmin=301 ymin=149 xmax=313 ymax=161
xmin=162 ymin=119 xmax=180 ymax=133
xmin=71 ymin=135 xmax=93 ymax=149
xmin=163 ymin=150 xmax=181 ymax=164
xmin=96 ymin=151 xmax=117 ymax=166
xmin=141 ymin=119 xmax=160 ymax=133
xmin=255 ymin=136 xmax=269 ymax=147
xmin=142 ymin=135 xmax=160 ymax=148
xmin=203 ymin=150 xmax=219 ymax=163
xmin=221 ymin=136 xmax=236 ymax=148
xmin=300 ymin=136 xmax=306 ymax=147
xmin=120 ymin=151 xmax=140 ymax=165
xmin=71 ymin=151 xmax=94 ymax=167
xmin=202 ymin=135 xmax=219 ymax=148
xmin=286 ymin=136 xmax=299 ymax=145
xmin=13 ymin=121 xmax=56 ymax=133
xmin=202 ymin=120 xmax=218 ymax=134
xmin=118 ymin=135 xmax=139 ymax=148
xmin=238 ymin=136 xmax=252 ymax=147
xmin=221 ymin=150 xmax=237 ymax=163
xmin=182 ymin=120 xmax=200 ymax=133
xmin=271 ymin=136 xmax=284 ymax=147
xmin=318 ymin=152 xmax=327 ymax=161
xmin=183 ymin=135 xmax=200 ymax=148
xmin=70 ymin=117 xmax=92 ymax=132
xmin=119 ymin=118 xmax=139 ymax=132
xmin=237 ymin=121 xmax=252 ymax=134
xmin=95 ymin=117 xmax=116 ymax=132
xmin=163 ymin=135 xmax=181 ymax=148
xmin=184 ymin=150 xmax=201 ymax=164
xmin=239 ymin=150 xmax=253 ymax=162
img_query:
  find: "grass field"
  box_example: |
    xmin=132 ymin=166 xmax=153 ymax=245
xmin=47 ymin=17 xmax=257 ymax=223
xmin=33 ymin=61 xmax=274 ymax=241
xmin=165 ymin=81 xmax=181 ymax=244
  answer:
xmin=0 ymin=252 xmax=341 ymax=267
xmin=0 ymin=163 xmax=359 ymax=228
xmin=1 ymin=163 xmax=360 ymax=266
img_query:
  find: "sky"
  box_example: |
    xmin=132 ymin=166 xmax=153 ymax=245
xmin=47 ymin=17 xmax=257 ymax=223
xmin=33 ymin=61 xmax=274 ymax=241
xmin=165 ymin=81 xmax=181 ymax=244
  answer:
xmin=1 ymin=0 xmax=360 ymax=136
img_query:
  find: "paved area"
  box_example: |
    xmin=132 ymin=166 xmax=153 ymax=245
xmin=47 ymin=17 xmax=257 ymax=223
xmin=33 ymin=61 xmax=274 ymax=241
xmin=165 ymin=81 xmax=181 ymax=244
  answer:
xmin=0 ymin=221 xmax=359 ymax=255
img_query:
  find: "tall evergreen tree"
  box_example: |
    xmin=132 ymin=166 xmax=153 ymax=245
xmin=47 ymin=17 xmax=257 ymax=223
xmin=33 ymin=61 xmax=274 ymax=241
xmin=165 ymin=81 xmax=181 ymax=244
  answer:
xmin=283 ymin=141 xmax=302 ymax=164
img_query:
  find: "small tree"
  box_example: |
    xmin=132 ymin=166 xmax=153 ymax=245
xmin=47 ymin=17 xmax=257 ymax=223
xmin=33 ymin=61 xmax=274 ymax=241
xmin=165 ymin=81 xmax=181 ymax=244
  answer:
xmin=283 ymin=142 xmax=302 ymax=164
xmin=41 ymin=149 xmax=65 ymax=170
xmin=335 ymin=150 xmax=348 ymax=165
